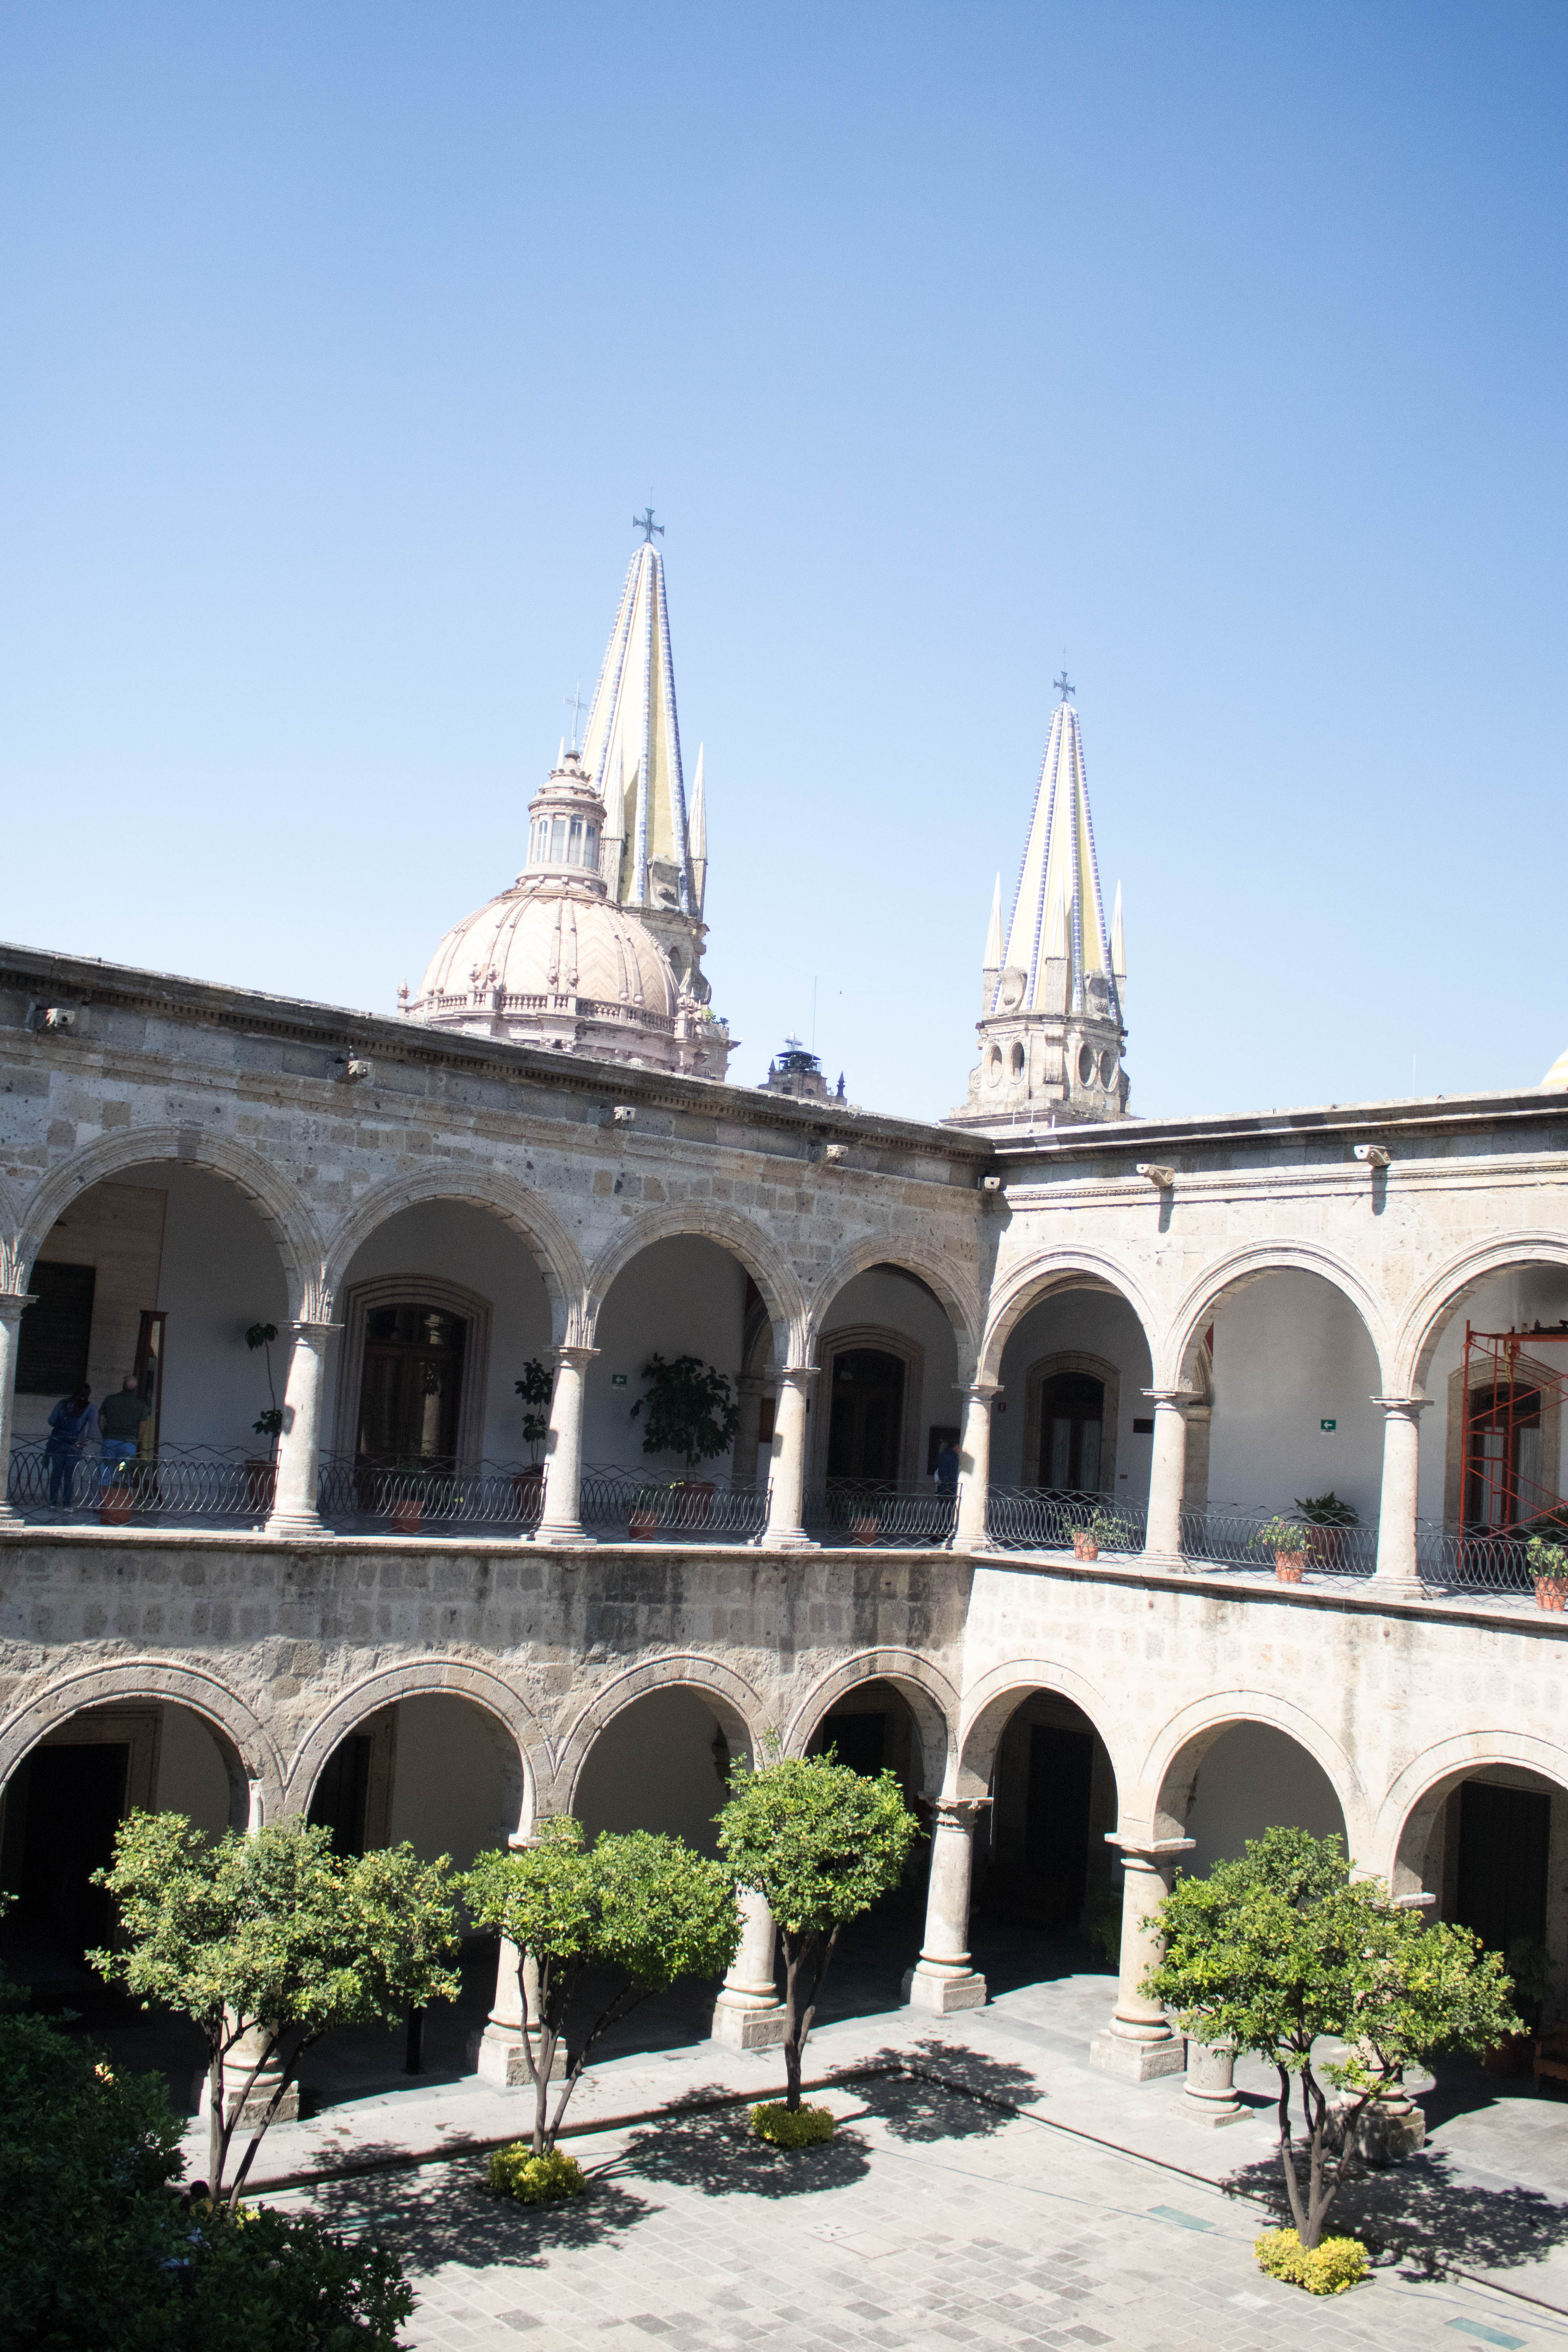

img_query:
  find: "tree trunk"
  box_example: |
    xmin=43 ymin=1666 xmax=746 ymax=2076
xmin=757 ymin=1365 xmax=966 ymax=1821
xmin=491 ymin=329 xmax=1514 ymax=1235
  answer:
xmin=206 ymin=2044 xmax=225 ymax=2195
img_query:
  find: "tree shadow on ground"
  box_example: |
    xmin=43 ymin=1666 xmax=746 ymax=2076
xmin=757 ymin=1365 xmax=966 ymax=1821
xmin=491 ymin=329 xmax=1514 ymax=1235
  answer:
xmin=1223 ymin=2142 xmax=1568 ymax=2287
xmin=610 ymin=2107 xmax=873 ymax=2198
xmin=849 ymin=2043 xmax=1042 ymax=2142
xmin=297 ymin=2145 xmax=655 ymax=2273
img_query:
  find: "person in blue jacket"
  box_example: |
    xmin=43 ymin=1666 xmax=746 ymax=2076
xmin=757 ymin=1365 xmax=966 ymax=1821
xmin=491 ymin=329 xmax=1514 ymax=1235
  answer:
xmin=44 ymin=1385 xmax=94 ymax=1506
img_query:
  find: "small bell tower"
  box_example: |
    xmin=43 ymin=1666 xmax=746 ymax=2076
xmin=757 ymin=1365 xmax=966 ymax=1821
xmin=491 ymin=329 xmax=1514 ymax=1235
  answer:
xmin=948 ymin=678 xmax=1129 ymax=1131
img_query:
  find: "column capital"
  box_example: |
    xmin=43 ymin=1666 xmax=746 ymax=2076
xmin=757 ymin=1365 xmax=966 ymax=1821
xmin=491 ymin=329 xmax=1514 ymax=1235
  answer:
xmin=0 ymin=1292 xmax=37 ymax=1323
xmin=289 ymin=1318 xmax=342 ymax=1341
xmin=1371 ymin=1394 xmax=1433 ymax=1415
xmin=552 ymin=1343 xmax=599 ymax=1370
xmin=1105 ymin=1831 xmax=1196 ymax=1860
xmin=1142 ymin=1387 xmax=1201 ymax=1411
xmin=954 ymin=1379 xmax=1002 ymax=1405
xmin=777 ymin=1362 xmax=818 ymax=1389
xmin=926 ymin=1793 xmax=993 ymax=1833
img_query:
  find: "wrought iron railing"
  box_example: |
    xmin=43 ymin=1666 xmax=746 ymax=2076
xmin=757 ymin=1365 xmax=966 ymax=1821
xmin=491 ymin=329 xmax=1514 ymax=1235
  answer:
xmin=6 ymin=1444 xmax=272 ymax=1519
xmin=1178 ymin=1506 xmax=1378 ymax=1577
xmin=802 ymin=1480 xmax=958 ymax=1548
xmin=985 ymin=1486 xmax=1147 ymax=1555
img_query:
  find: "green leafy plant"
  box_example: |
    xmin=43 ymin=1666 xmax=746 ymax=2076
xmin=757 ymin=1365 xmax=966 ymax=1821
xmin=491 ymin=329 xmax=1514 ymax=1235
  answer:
xmin=1145 ymin=1827 xmax=1520 ymax=2252
xmin=244 ymin=1321 xmax=283 ymax=1455
xmin=717 ymin=1754 xmax=920 ymax=2112
xmin=465 ymin=1819 xmax=741 ymax=2158
xmin=1527 ymin=1535 xmax=1568 ymax=1583
xmin=488 ymin=2144 xmax=588 ymax=2203
xmin=167 ymin=2202 xmax=414 ymax=2348
xmin=1293 ymin=1492 xmax=1359 ymax=1527
xmin=1506 ymin=1935 xmax=1555 ymax=2022
xmin=1082 ymin=1887 xmax=1122 ymax=1967
xmin=1254 ymin=2227 xmax=1370 ymax=2295
xmin=1256 ymin=1515 xmax=1311 ymax=1555
xmin=751 ymin=2099 xmax=835 ymax=2148
xmin=515 ymin=1358 xmax=554 ymax=1464
xmin=91 ymin=1812 xmax=462 ymax=2209
xmin=630 ymin=1353 xmax=741 ymax=1469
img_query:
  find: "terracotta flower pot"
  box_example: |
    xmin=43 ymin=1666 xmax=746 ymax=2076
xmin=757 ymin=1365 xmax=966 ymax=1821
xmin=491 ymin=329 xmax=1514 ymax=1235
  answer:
xmin=98 ymin=1486 xmax=136 ymax=1526
xmin=243 ymin=1457 xmax=277 ymax=1514
xmin=1072 ymin=1534 xmax=1100 ymax=1562
xmin=849 ymin=1514 xmax=880 ymax=1546
xmin=512 ymin=1466 xmax=545 ymax=1520
xmin=1275 ymin=1551 xmax=1307 ymax=1583
xmin=672 ymin=1479 xmax=716 ymax=1526
xmin=390 ymin=1499 xmax=423 ymax=1535
xmin=627 ymin=1508 xmax=660 ymax=1541
xmin=1537 ymin=1577 xmax=1568 ymax=1612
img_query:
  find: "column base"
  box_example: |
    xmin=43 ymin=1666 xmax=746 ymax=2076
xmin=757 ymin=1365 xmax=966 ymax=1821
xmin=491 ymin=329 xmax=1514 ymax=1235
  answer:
xmin=1183 ymin=2089 xmax=1245 ymax=2125
xmin=1367 ymin=1574 xmax=1426 ymax=1601
xmin=1138 ymin=1549 xmax=1187 ymax=1573
xmin=200 ymin=2074 xmax=301 ymax=2129
xmin=263 ymin=1511 xmax=326 ymax=1540
xmin=1343 ymin=2100 xmax=1426 ymax=2164
xmin=532 ymin=1524 xmax=598 ymax=1549
xmin=1090 ymin=2030 xmax=1186 ymax=2082
xmin=470 ymin=2025 xmax=568 ymax=2087
xmin=902 ymin=1963 xmax=989 ymax=2014
xmin=711 ymin=1998 xmax=788 ymax=2049
xmin=754 ymin=1531 xmax=820 ymax=1552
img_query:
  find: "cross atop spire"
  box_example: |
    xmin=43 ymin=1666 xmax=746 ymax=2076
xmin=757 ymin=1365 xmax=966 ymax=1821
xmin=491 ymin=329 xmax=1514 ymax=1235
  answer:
xmin=633 ymin=506 xmax=664 ymax=543
xmin=1054 ymin=670 xmax=1074 ymax=702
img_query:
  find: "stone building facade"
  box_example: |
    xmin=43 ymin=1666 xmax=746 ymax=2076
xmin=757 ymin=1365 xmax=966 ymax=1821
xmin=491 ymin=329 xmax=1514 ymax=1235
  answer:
xmin=4 ymin=931 xmax=1568 ymax=2084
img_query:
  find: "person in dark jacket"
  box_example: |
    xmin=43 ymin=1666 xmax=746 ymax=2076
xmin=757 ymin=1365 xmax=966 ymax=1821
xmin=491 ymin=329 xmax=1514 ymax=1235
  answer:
xmin=44 ymin=1385 xmax=94 ymax=1506
xmin=98 ymin=1373 xmax=149 ymax=1492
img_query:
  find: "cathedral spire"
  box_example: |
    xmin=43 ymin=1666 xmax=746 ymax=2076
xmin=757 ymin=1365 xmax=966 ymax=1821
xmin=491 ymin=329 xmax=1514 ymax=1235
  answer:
xmin=578 ymin=525 xmax=711 ymax=1000
xmin=948 ymin=686 xmax=1129 ymax=1131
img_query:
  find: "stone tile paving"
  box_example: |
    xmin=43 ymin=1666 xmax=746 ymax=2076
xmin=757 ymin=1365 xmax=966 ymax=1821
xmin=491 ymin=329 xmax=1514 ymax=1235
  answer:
xmin=275 ymin=2076 xmax=1568 ymax=2352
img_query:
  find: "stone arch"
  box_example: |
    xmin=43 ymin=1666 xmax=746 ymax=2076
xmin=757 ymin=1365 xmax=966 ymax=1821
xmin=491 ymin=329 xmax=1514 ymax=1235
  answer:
xmin=1376 ymin=1731 xmax=1568 ymax=1896
xmin=808 ymin=1240 xmax=981 ymax=1384
xmin=321 ymin=1168 xmax=589 ymax=1345
xmin=1138 ymin=1693 xmax=1370 ymax=1851
xmin=1393 ymin=1232 xmax=1568 ymax=1396
xmin=553 ymin=1653 xmax=769 ymax=1815
xmin=954 ymin=1659 xmax=1129 ymax=1801
xmin=0 ymin=1170 xmax=25 ymax=1291
xmin=583 ymin=1206 xmax=810 ymax=1363
xmin=0 ymin=1657 xmax=282 ymax=1829
xmin=978 ymin=1249 xmax=1159 ymax=1388
xmin=15 ymin=1129 xmax=323 ymax=1318
xmin=283 ymin=1658 xmax=546 ymax=1832
xmin=1161 ymin=1242 xmax=1393 ymax=1392
xmin=781 ymin=1650 xmax=960 ymax=1795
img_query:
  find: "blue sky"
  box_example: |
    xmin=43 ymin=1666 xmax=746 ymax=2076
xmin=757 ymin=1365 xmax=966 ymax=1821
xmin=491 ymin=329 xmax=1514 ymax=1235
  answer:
xmin=3 ymin=3 xmax=1564 ymax=1123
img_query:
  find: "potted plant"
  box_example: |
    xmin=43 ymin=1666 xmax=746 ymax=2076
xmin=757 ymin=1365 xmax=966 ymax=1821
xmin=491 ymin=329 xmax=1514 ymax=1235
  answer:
xmin=1294 ymin=1490 xmax=1359 ymax=1570
xmin=1258 ymin=1515 xmax=1311 ymax=1582
xmin=98 ymin=1479 xmax=138 ymax=1526
xmin=1527 ymin=1535 xmax=1568 ymax=1612
xmin=513 ymin=1359 xmax=553 ymax=1517
xmin=244 ymin=1320 xmax=283 ymax=1512
xmin=1071 ymin=1507 xmax=1122 ymax=1562
xmin=849 ymin=1511 xmax=880 ymax=1546
xmin=1071 ymin=1521 xmax=1098 ymax=1561
xmin=387 ymin=1458 xmax=450 ymax=1534
xmin=630 ymin=1354 xmax=741 ymax=1520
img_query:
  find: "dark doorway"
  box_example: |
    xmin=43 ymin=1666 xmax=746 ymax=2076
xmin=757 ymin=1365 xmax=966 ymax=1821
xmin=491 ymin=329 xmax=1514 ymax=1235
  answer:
xmin=1036 ymin=1371 xmax=1105 ymax=1492
xmin=813 ymin=1713 xmax=886 ymax=1778
xmin=1455 ymin=1780 xmax=1550 ymax=1960
xmin=357 ymin=1305 xmax=466 ymax=1466
xmin=827 ymin=1349 xmax=905 ymax=1481
xmin=6 ymin=1742 xmax=128 ymax=1964
xmin=1025 ymin=1724 xmax=1094 ymax=1928
xmin=308 ymin=1734 xmax=372 ymax=1858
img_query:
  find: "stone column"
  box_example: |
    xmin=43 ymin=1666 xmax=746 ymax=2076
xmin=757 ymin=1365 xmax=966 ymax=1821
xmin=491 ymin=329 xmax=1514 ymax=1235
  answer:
xmin=1371 ymin=1397 xmax=1432 ymax=1595
xmin=731 ymin=1374 xmax=769 ymax=1491
xmin=1090 ymin=1834 xmax=1194 ymax=2079
xmin=1184 ymin=2038 xmax=1243 ymax=2125
xmin=535 ymin=1344 xmax=597 ymax=1546
xmin=474 ymin=1936 xmax=566 ymax=2086
xmin=263 ymin=1320 xmax=340 ymax=1538
xmin=711 ymin=1887 xmax=786 ymax=2047
xmin=759 ymin=1365 xmax=818 ymax=1550
xmin=1142 ymin=1390 xmax=1192 ymax=1565
xmin=904 ymin=1797 xmax=990 ymax=2013
xmin=952 ymin=1381 xmax=999 ymax=1552
xmin=0 ymin=1292 xmax=35 ymax=1528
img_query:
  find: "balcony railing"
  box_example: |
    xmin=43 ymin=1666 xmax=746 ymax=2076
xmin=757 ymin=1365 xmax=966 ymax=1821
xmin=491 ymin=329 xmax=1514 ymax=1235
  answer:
xmin=984 ymin=1487 xmax=1148 ymax=1556
xmin=802 ymin=1480 xmax=958 ymax=1549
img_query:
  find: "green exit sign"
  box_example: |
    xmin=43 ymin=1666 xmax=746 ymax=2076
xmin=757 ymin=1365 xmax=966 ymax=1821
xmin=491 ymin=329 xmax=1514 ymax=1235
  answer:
xmin=1320 ymin=1418 xmax=1336 ymax=1431
xmin=611 ymin=1373 xmax=628 ymax=1387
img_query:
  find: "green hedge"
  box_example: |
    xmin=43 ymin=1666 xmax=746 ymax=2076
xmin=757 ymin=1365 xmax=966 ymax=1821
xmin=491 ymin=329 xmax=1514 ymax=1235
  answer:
xmin=1254 ymin=2228 xmax=1370 ymax=2294
xmin=750 ymin=2101 xmax=835 ymax=2148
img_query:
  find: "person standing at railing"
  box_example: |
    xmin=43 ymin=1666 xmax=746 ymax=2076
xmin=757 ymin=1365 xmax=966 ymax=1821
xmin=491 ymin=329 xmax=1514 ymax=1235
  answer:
xmin=44 ymin=1385 xmax=94 ymax=1506
xmin=933 ymin=1438 xmax=961 ymax=1500
xmin=98 ymin=1373 xmax=149 ymax=1493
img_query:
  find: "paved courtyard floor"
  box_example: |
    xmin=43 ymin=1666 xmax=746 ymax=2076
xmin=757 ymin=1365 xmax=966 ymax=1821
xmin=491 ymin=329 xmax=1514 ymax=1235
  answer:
xmin=273 ymin=2071 xmax=1568 ymax=2352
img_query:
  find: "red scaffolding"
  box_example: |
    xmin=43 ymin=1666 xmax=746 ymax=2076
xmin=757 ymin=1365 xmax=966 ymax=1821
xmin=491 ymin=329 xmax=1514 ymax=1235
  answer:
xmin=1460 ymin=1323 xmax=1568 ymax=1533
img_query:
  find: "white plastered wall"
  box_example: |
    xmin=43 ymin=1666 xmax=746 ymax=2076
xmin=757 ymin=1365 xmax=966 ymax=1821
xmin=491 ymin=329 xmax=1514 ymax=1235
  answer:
xmin=323 ymin=1201 xmax=553 ymax=1464
xmin=1417 ymin=1265 xmax=1568 ymax=1527
xmin=384 ymin=1695 xmax=521 ymax=1868
xmin=817 ymin=1266 xmax=960 ymax=1480
xmin=586 ymin=1236 xmax=749 ymax=1475
xmin=572 ymin=1687 xmax=738 ymax=1858
xmin=152 ymin=1702 xmax=232 ymax=1838
xmin=13 ymin=1178 xmax=169 ymax=1439
xmin=1205 ymin=1269 xmax=1382 ymax=1519
xmin=990 ymin=1287 xmax=1154 ymax=1496
xmin=1181 ymin=1724 xmax=1347 ymax=1878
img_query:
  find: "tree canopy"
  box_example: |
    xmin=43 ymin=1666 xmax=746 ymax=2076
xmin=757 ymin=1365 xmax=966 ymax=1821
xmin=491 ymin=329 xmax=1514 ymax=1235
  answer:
xmin=1145 ymin=1827 xmax=1520 ymax=2248
xmin=92 ymin=1811 xmax=462 ymax=2205
xmin=718 ymin=1754 xmax=920 ymax=2108
xmin=465 ymin=1818 xmax=740 ymax=2153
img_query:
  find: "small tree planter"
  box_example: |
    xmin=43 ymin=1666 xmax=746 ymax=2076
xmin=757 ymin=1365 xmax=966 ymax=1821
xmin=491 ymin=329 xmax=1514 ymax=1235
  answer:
xmin=98 ymin=1486 xmax=137 ymax=1526
xmin=1072 ymin=1532 xmax=1100 ymax=1562
xmin=512 ymin=1466 xmax=545 ymax=1518
xmin=243 ymin=1458 xmax=277 ymax=1514
xmin=389 ymin=1499 xmax=423 ymax=1536
xmin=626 ymin=1507 xmax=661 ymax=1541
xmin=1275 ymin=1550 xmax=1307 ymax=1584
xmin=1536 ymin=1577 xmax=1568 ymax=1613
xmin=671 ymin=1478 xmax=717 ymax=1527
xmin=849 ymin=1514 xmax=880 ymax=1546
